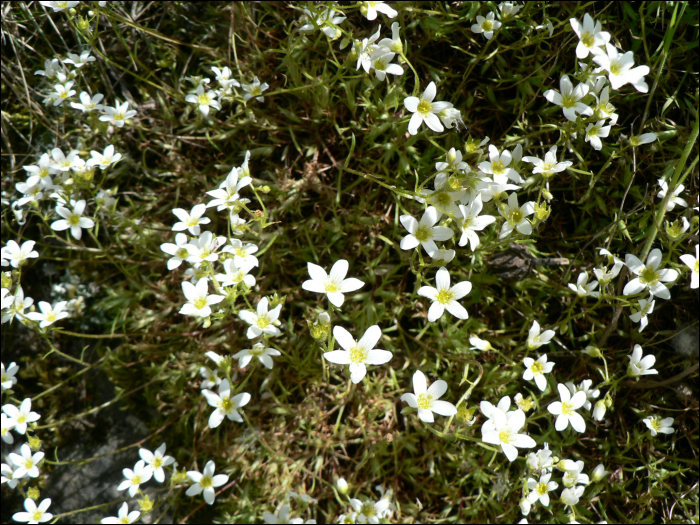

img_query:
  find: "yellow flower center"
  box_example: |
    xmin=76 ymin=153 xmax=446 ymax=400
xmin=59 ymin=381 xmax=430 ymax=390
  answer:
xmin=374 ymin=57 xmax=388 ymax=71
xmin=349 ymin=346 xmax=367 ymax=364
xmin=186 ymin=217 xmax=199 ymax=227
xmin=249 ymin=346 xmax=264 ymax=356
xmin=610 ymin=62 xmax=622 ymax=76
xmin=153 ymin=457 xmax=163 ymax=468
xmin=361 ymin=501 xmax=376 ymax=517
xmin=120 ymin=517 xmax=131 ymax=524
xmin=199 ymin=475 xmax=213 ymax=489
xmin=433 ymin=192 xmax=452 ymax=207
xmin=198 ymin=94 xmax=211 ymax=105
xmin=508 ymin=209 xmax=523 ymax=224
xmin=417 ymin=99 xmax=433 ymax=115
xmin=491 ymin=160 xmax=506 ymax=175
xmin=640 ymin=267 xmax=659 ymax=285
xmin=417 ymin=393 xmax=433 ymax=410
xmin=250 ymin=86 xmax=262 ymax=96
xmin=45 ymin=312 xmax=57 ymax=323
xmin=542 ymin=162 xmax=555 ymax=173
xmin=498 ymin=429 xmax=511 ymax=443
xmin=132 ymin=474 xmax=142 ymax=485
xmin=25 ymin=458 xmax=34 ymax=469
xmin=414 ymin=226 xmax=431 ymax=242
xmin=587 ymin=125 xmax=600 ymax=137
xmin=537 ymin=482 xmax=547 ymax=495
xmin=650 ymin=418 xmax=661 ymax=431
xmin=482 ymin=20 xmax=493 ymax=31
xmin=694 ymin=260 xmax=699 ymax=273
xmin=530 ymin=361 xmax=544 ymax=374
xmin=32 ymin=510 xmax=44 ymax=522
xmin=220 ymin=396 xmax=233 ymax=412
xmin=114 ymin=112 xmax=125 ymax=121
xmin=67 ymin=213 xmax=81 ymax=227
xmin=256 ymin=315 xmax=270 ymax=329
xmin=176 ymin=248 xmax=189 ymax=259
xmin=581 ymin=32 xmax=595 ymax=48
xmin=235 ymin=247 xmax=247 ymax=257
xmin=561 ymin=93 xmax=576 ymax=108
xmin=324 ymin=281 xmax=340 ymax=293
xmin=561 ymin=401 xmax=574 ymax=416
xmin=194 ymin=298 xmax=208 ymax=310
xmin=436 ymin=289 xmax=455 ymax=305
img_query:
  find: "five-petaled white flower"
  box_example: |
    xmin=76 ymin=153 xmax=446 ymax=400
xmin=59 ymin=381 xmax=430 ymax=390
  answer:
xmin=99 ymin=100 xmax=137 ymax=128
xmin=63 ymin=50 xmax=96 ymax=68
xmin=471 ymin=12 xmax=501 ymax=40
xmin=627 ymin=344 xmax=657 ymax=377
xmin=360 ymin=1 xmax=397 ymax=20
xmin=2 ymin=241 xmax=39 ymax=268
xmin=215 ymin=258 xmax=257 ymax=288
xmin=499 ymin=193 xmax=535 ymax=239
xmin=349 ymin=497 xmax=391 ymax=524
xmin=172 ymin=204 xmax=211 ymax=235
xmin=118 ymin=459 xmax=153 ymax=497
xmin=680 ymin=245 xmax=699 ymax=289
xmin=2 ymin=399 xmax=40 ymax=435
xmin=222 ymin=239 xmax=259 ymax=268
xmin=569 ymin=13 xmax=610 ymax=58
xmin=238 ymin=297 xmax=283 ymax=338
xmin=51 ymin=200 xmax=95 ymax=240
xmin=185 ymin=85 xmax=221 ymax=117
xmin=643 ymin=415 xmax=675 ymax=437
xmin=547 ymin=383 xmax=587 ymax=433
xmin=161 ymin=233 xmax=190 ymax=270
xmin=70 ymin=91 xmax=105 ymax=113
xmin=9 ymin=443 xmax=44 ymax=479
xmin=568 ymin=271 xmax=600 ymax=298
xmin=87 ymin=144 xmax=122 ymax=170
xmin=629 ymin=296 xmax=655 ymax=332
xmin=233 ymin=343 xmax=281 ymax=369
xmin=417 ymin=266 xmax=471 ymax=322
xmin=202 ymin=379 xmax=251 ymax=428
xmin=211 ymin=66 xmax=241 ymax=93
xmin=657 ymin=179 xmax=688 ymax=211
xmin=324 ymin=325 xmax=392 ymax=383
xmin=522 ymin=146 xmax=572 ymax=178
xmin=186 ymin=460 xmax=229 ymax=505
xmin=302 ymin=259 xmax=365 ymax=308
xmin=624 ymin=248 xmax=678 ymax=299
xmin=101 ymin=502 xmax=140 ymax=524
xmin=593 ymin=44 xmax=650 ymax=92
xmin=401 ymin=370 xmax=457 ymax=423
xmin=179 ymin=279 xmax=224 ymax=318
xmin=481 ymin=407 xmax=536 ymax=462
xmin=561 ymin=486 xmax=585 ymax=506
xmin=527 ymin=320 xmax=555 ymax=350
xmin=206 ymin=167 xmax=252 ymax=212
xmin=26 ymin=301 xmax=69 ymax=328
xmin=1 ymin=362 xmax=19 ymax=391
xmin=527 ymin=472 xmax=558 ymax=507
xmin=584 ymin=120 xmax=611 ymax=150
xmin=300 ymin=7 xmax=346 ymax=39
xmin=241 ymin=76 xmax=269 ymax=103
xmin=399 ymin=206 xmax=453 ymax=254
xmin=478 ymin=145 xmax=522 ymax=183
xmin=522 ymin=354 xmax=554 ymax=392
xmin=139 ymin=443 xmax=175 ymax=483
xmin=12 ymin=498 xmax=53 ymax=524
xmin=403 ymin=82 xmax=452 ymax=135
xmin=543 ymin=75 xmax=593 ymax=122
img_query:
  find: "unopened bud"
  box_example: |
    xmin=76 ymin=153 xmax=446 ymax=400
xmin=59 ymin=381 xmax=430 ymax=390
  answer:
xmin=337 ymin=477 xmax=349 ymax=494
xmin=309 ymin=312 xmax=331 ymax=341
xmin=28 ymin=434 xmax=43 ymax=451
xmin=583 ymin=345 xmax=602 ymax=358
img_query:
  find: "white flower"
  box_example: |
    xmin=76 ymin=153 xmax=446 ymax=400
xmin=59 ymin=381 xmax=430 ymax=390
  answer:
xmin=478 ymin=144 xmax=522 ymax=183
xmin=499 ymin=193 xmax=535 ymax=239
xmin=26 ymin=301 xmax=69 ymax=328
xmin=139 ymin=443 xmax=174 ymax=483
xmin=360 ymin=1 xmax=397 ymax=20
xmin=527 ymin=321 xmax=555 ymax=350
xmin=522 ymin=354 xmax=554 ymax=392
xmin=657 ymin=179 xmax=688 ymax=210
xmin=471 ymin=12 xmax=501 ymax=40
xmin=222 ymin=239 xmax=259 ymax=268
xmin=101 ymin=502 xmax=141 ymax=524
xmin=211 ymin=66 xmax=241 ymax=93
xmin=499 ymin=2 xmax=522 ymax=20
xmin=469 ymin=335 xmax=493 ymax=352
xmin=300 ymin=7 xmax=346 ymax=39
xmin=457 ymin=195 xmax=496 ymax=250
xmin=51 ymin=81 xmax=76 ymax=105
xmin=629 ymin=132 xmax=657 ymax=148
xmin=263 ymin=503 xmax=303 ymax=524
xmin=543 ymin=75 xmax=593 ymax=122
xmin=40 ymin=1 xmax=79 ymax=11
xmin=179 ymin=279 xmax=224 ymax=318
xmin=527 ymin=472 xmax=558 ymax=506
xmin=186 ymin=460 xmax=229 ymax=505
xmin=627 ymin=344 xmax=657 ymax=377
xmin=50 ymin=147 xmax=84 ymax=172
xmin=185 ymin=84 xmax=221 ymax=117
xmin=206 ymin=166 xmax=252 ymax=212
xmin=591 ymin=86 xmax=618 ymax=124
xmin=369 ymin=47 xmax=404 ymax=81
xmin=51 ymin=199 xmax=94 ymax=240
xmin=401 ymin=370 xmax=457 ymax=423
xmin=522 ymin=146 xmax=572 ymax=178
xmin=2 ymin=241 xmax=39 ymax=268
xmin=629 ymin=296 xmax=655 ymax=332
xmin=399 ymin=206 xmax=453 ymax=254
xmin=593 ymin=44 xmax=650 ymax=92
xmin=172 ymin=204 xmax=210 ymax=235
xmin=560 ymin=486 xmax=585 ymax=506
xmin=378 ymin=22 xmax=403 ymax=54
xmin=118 ymin=459 xmax=153 ymax=497
xmin=2 ymin=287 xmax=34 ymax=324
xmin=438 ymin=106 xmax=464 ymax=130
xmin=202 ymin=379 xmax=250 ymax=427
xmin=584 ymin=120 xmax=612 ymax=150
xmin=9 ymin=443 xmax=44 ymax=479
xmin=241 ymin=76 xmax=269 ymax=103
xmin=87 ymin=144 xmax=122 ymax=170
xmin=23 ymin=153 xmax=58 ymax=187
xmin=643 ymin=415 xmax=674 ymax=437
xmin=2 ymin=461 xmax=19 ymax=487
xmin=591 ymin=463 xmax=609 ymax=482
xmin=302 ymin=259 xmax=365 ymax=308
xmin=1 ymin=362 xmax=19 ymax=390
xmin=12 ymin=498 xmax=53 ymax=524
xmin=680 ymin=245 xmax=699 ymax=289
xmin=624 ymin=248 xmax=678 ymax=299
xmin=70 ymin=91 xmax=105 ymax=112
xmin=215 ymin=258 xmax=257 ymax=288
xmin=2 ymin=400 xmax=39 ymax=433
xmin=349 ymin=498 xmax=391 ymax=524
xmin=185 ymin=231 xmax=226 ymax=266
xmin=480 ymin=395 xmax=513 ymax=426
xmin=403 ymin=82 xmax=452 ymax=135
xmin=324 ymin=325 xmax=392 ymax=383
xmin=568 ymin=272 xmax=600 ymax=298
xmin=417 ymin=172 xmax=466 ymax=217
xmin=63 ymin=50 xmax=96 ymax=68
xmin=233 ymin=343 xmax=281 ymax=369
xmin=562 ymin=460 xmax=589 ymax=488
xmin=566 ymin=379 xmax=600 ymax=411
xmin=199 ymin=366 xmax=222 ymax=390
xmin=161 ymin=233 xmax=190 ymax=270
xmin=239 ymin=297 xmax=283 ymax=338
xmin=99 ymin=100 xmax=137 ymax=128
xmin=547 ymin=383 xmax=587 ymax=433
xmin=593 ymin=248 xmax=624 ymax=285
xmin=569 ymin=13 xmax=610 ymax=58
xmin=526 ymin=446 xmax=553 ymax=471
xmin=481 ymin=407 xmax=536 ymax=461
xmin=353 ymin=26 xmax=382 ymax=73
xmin=417 ymin=266 xmax=471 ymax=322
xmin=35 ymin=57 xmax=64 ymax=78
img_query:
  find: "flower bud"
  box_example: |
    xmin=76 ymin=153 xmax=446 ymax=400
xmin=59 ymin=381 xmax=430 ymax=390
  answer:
xmin=519 ymin=497 xmax=531 ymax=516
xmin=27 ymin=487 xmax=40 ymax=500
xmin=542 ymin=189 xmax=554 ymax=201
xmin=139 ymin=494 xmax=154 ymax=513
xmin=591 ymin=463 xmax=609 ymax=482
xmin=583 ymin=345 xmax=602 ymax=358
xmin=1 ymin=272 xmax=12 ymax=290
xmin=337 ymin=477 xmax=349 ymax=495
xmin=309 ymin=312 xmax=331 ymax=341
xmin=28 ymin=434 xmax=43 ymax=451
xmin=665 ymin=217 xmax=689 ymax=241
xmin=593 ymin=400 xmax=606 ymax=421
xmin=456 ymin=405 xmax=476 ymax=424
xmin=446 ymin=148 xmax=458 ymax=166
xmin=534 ymin=201 xmax=551 ymax=222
